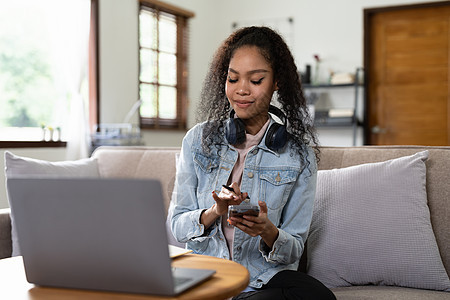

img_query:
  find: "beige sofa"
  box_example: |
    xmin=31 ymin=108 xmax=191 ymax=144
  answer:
xmin=1 ymin=145 xmax=449 ymax=299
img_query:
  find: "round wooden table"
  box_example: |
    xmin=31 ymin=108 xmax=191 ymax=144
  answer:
xmin=0 ymin=254 xmax=249 ymax=300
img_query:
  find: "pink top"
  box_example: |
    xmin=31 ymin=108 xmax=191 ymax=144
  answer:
xmin=222 ymin=119 xmax=270 ymax=260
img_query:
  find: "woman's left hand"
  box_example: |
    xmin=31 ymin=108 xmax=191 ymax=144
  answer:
xmin=228 ymin=201 xmax=279 ymax=248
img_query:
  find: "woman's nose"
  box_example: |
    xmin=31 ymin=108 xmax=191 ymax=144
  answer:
xmin=237 ymin=81 xmax=250 ymax=95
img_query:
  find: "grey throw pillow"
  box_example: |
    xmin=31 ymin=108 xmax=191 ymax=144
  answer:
xmin=4 ymin=151 xmax=100 ymax=256
xmin=307 ymin=151 xmax=450 ymax=292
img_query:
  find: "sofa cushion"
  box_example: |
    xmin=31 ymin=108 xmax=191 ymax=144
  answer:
xmin=307 ymin=151 xmax=450 ymax=292
xmin=331 ymin=285 xmax=450 ymax=300
xmin=4 ymin=151 xmax=99 ymax=256
xmin=91 ymin=147 xmax=179 ymax=215
xmin=317 ymin=146 xmax=450 ymax=274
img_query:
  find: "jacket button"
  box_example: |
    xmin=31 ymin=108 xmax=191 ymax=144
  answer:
xmin=247 ymin=172 xmax=254 ymax=178
xmin=236 ymin=246 xmax=242 ymax=251
xmin=275 ymin=172 xmax=281 ymax=182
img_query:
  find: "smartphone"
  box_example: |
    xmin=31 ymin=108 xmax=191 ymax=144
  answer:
xmin=228 ymin=205 xmax=260 ymax=219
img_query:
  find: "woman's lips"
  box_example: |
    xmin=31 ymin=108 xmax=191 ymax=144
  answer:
xmin=234 ymin=101 xmax=253 ymax=108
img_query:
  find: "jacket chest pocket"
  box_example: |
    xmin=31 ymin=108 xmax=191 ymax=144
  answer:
xmin=193 ymin=152 xmax=219 ymax=194
xmin=259 ymin=169 xmax=298 ymax=210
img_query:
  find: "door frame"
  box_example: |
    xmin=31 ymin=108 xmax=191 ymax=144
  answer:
xmin=363 ymin=1 xmax=450 ymax=144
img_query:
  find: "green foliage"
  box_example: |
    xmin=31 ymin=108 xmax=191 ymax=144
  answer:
xmin=0 ymin=35 xmax=56 ymax=128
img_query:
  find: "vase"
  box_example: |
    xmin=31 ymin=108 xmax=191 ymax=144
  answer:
xmin=313 ymin=62 xmax=321 ymax=85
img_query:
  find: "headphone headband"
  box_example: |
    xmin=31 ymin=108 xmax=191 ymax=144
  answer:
xmin=268 ymin=105 xmax=286 ymax=125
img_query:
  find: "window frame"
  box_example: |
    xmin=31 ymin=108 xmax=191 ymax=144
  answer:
xmin=138 ymin=0 xmax=193 ymax=130
xmin=0 ymin=0 xmax=99 ymax=148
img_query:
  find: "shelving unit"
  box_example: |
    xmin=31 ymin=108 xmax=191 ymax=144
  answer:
xmin=303 ymin=67 xmax=364 ymax=146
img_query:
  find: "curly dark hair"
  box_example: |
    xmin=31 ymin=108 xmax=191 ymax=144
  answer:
xmin=197 ymin=26 xmax=319 ymax=164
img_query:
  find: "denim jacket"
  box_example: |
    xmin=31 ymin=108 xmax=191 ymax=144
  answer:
xmin=169 ymin=119 xmax=317 ymax=288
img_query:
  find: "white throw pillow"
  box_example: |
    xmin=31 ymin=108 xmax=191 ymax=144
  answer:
xmin=4 ymin=151 xmax=100 ymax=256
xmin=307 ymin=151 xmax=450 ymax=292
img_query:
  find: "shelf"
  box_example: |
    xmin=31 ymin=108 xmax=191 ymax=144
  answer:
xmin=314 ymin=110 xmax=355 ymax=127
xmin=303 ymin=83 xmax=362 ymax=89
xmin=315 ymin=119 xmax=355 ymax=128
xmin=304 ymin=67 xmax=364 ymax=146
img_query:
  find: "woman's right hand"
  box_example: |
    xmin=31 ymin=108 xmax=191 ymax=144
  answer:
xmin=201 ymin=183 xmax=247 ymax=229
xmin=211 ymin=183 xmax=248 ymax=216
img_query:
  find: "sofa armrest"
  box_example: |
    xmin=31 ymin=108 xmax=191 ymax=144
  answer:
xmin=0 ymin=208 xmax=12 ymax=259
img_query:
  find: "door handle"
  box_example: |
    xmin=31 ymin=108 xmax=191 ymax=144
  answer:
xmin=371 ymin=125 xmax=387 ymax=134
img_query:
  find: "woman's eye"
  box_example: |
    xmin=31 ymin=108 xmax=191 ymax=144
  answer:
xmin=228 ymin=77 xmax=238 ymax=83
xmin=251 ymin=78 xmax=264 ymax=85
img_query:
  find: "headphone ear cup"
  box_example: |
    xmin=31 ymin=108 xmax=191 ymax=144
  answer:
xmin=225 ymin=117 xmax=246 ymax=145
xmin=265 ymin=123 xmax=287 ymax=151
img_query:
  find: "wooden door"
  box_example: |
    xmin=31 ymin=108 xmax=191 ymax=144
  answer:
xmin=364 ymin=2 xmax=450 ymax=145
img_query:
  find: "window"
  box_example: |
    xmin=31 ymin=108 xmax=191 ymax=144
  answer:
xmin=0 ymin=0 xmax=98 ymax=148
xmin=139 ymin=1 xmax=193 ymax=129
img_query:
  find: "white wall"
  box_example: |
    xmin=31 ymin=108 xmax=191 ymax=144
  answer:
xmin=98 ymin=0 xmax=445 ymax=147
xmin=99 ymin=0 xmax=139 ymax=126
xmin=1 ymin=0 xmax=445 ymax=208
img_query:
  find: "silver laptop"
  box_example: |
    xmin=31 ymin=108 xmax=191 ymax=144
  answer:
xmin=6 ymin=177 xmax=215 ymax=296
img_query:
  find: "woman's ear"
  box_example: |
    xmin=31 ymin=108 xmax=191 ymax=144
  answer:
xmin=274 ymin=81 xmax=279 ymax=91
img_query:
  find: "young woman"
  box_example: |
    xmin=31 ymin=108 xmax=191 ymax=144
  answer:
xmin=169 ymin=26 xmax=335 ymax=299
